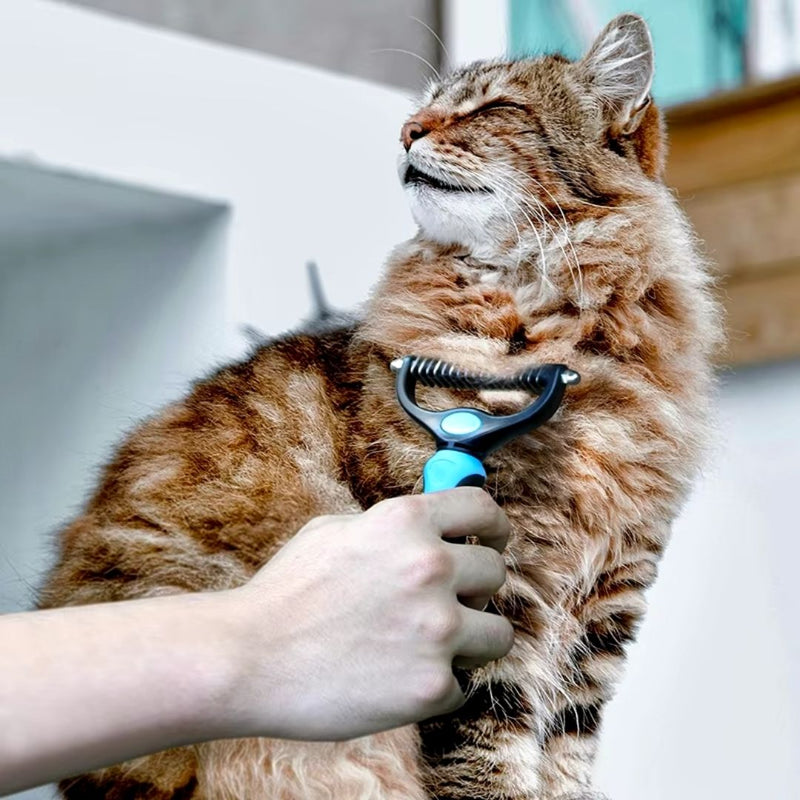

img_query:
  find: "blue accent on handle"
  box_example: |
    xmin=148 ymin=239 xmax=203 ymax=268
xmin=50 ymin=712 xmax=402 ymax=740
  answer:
xmin=422 ymin=450 xmax=487 ymax=493
xmin=440 ymin=410 xmax=483 ymax=436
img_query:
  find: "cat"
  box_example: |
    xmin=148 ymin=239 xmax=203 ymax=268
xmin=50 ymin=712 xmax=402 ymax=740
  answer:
xmin=40 ymin=13 xmax=722 ymax=800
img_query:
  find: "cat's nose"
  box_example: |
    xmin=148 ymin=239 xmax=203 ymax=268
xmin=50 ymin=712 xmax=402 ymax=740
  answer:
xmin=401 ymin=118 xmax=428 ymax=151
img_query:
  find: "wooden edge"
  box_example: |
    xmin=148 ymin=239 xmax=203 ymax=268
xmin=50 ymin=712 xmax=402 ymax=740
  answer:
xmin=722 ymin=269 xmax=800 ymax=365
xmin=665 ymin=72 xmax=800 ymax=127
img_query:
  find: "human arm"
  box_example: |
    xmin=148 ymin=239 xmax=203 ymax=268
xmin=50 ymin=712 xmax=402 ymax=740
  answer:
xmin=0 ymin=489 xmax=513 ymax=795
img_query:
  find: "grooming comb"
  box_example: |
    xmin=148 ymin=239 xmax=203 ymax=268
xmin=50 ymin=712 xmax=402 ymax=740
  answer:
xmin=391 ymin=356 xmax=580 ymax=493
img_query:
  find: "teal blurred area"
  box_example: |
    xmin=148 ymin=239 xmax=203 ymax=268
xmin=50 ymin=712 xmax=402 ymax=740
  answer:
xmin=508 ymin=0 xmax=748 ymax=105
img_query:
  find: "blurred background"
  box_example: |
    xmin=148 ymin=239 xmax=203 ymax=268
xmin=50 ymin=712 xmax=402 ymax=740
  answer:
xmin=0 ymin=1 xmax=798 ymax=799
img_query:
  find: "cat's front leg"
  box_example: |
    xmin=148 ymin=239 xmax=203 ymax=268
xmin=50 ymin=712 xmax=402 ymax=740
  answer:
xmin=418 ymin=649 xmax=548 ymax=800
xmin=415 ymin=526 xmax=579 ymax=799
xmin=416 ymin=612 xmax=622 ymax=800
xmin=537 ymin=550 xmax=658 ymax=800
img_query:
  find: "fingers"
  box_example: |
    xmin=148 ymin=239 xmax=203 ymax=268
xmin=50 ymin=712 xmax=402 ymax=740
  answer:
xmin=453 ymin=606 xmax=515 ymax=668
xmin=426 ymin=489 xmax=511 ymax=554
xmin=433 ymin=674 xmax=466 ymax=717
xmin=448 ymin=543 xmax=507 ymax=598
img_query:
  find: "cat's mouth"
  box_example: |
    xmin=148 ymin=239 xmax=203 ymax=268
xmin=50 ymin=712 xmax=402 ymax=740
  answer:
xmin=403 ymin=164 xmax=491 ymax=194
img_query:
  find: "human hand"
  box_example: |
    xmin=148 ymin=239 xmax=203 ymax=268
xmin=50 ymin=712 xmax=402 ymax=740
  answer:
xmin=221 ymin=489 xmax=514 ymax=741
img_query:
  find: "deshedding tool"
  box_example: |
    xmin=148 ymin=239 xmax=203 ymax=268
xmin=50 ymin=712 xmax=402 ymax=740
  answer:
xmin=391 ymin=356 xmax=580 ymax=493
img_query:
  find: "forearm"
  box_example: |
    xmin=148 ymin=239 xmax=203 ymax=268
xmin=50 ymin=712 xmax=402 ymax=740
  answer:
xmin=0 ymin=590 xmax=245 ymax=795
xmin=0 ymin=492 xmax=514 ymax=795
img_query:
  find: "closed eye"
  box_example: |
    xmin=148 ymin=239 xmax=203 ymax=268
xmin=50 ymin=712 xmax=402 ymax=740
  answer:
xmin=474 ymin=100 xmax=528 ymax=115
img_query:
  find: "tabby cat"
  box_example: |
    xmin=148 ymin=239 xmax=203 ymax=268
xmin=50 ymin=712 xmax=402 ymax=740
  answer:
xmin=41 ymin=14 xmax=722 ymax=800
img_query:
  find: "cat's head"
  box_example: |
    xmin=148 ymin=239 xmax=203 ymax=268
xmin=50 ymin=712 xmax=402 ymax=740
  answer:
xmin=399 ymin=14 xmax=663 ymax=258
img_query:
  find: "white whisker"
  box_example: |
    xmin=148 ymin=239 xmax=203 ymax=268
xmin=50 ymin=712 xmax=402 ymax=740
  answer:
xmin=370 ymin=48 xmax=441 ymax=81
xmin=408 ymin=15 xmax=451 ymax=67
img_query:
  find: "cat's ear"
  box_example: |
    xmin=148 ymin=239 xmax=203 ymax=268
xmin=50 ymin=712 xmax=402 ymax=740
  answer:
xmin=577 ymin=13 xmax=654 ymax=135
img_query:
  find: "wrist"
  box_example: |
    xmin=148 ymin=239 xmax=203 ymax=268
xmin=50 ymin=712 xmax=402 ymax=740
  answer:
xmin=193 ymin=583 xmax=287 ymax=741
xmin=164 ymin=588 xmax=256 ymax=743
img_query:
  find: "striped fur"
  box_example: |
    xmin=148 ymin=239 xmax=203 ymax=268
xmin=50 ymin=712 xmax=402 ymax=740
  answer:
xmin=40 ymin=14 xmax=721 ymax=800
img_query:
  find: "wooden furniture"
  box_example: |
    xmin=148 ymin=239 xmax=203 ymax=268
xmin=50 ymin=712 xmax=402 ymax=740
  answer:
xmin=665 ymin=74 xmax=800 ymax=365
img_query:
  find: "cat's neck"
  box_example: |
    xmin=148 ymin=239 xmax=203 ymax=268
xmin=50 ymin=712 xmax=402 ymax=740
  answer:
xmin=358 ymin=190 xmax=682 ymax=370
xmin=357 ymin=234 xmax=563 ymax=371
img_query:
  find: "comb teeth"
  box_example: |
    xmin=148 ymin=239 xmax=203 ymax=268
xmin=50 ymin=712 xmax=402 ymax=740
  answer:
xmin=396 ymin=356 xmax=545 ymax=392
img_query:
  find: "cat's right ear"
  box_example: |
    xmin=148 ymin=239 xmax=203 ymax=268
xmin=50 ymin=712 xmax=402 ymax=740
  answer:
xmin=576 ymin=13 xmax=655 ymax=135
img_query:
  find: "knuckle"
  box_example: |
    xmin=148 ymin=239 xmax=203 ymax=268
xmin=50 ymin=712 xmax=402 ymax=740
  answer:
xmin=420 ymin=606 xmax=461 ymax=643
xmin=377 ymin=494 xmax=428 ymax=528
xmin=458 ymin=486 xmax=493 ymax=517
xmin=471 ymin=492 xmax=509 ymax=535
xmin=406 ymin=547 xmax=454 ymax=590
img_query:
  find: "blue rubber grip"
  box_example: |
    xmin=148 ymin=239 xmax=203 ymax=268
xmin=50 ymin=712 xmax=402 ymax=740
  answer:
xmin=422 ymin=450 xmax=486 ymax=493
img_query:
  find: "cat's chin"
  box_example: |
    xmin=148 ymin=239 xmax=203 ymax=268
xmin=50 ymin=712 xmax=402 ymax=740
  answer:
xmin=405 ymin=186 xmax=502 ymax=255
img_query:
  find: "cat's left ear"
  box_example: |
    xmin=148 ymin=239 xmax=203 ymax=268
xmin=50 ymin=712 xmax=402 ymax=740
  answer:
xmin=577 ymin=13 xmax=654 ymax=135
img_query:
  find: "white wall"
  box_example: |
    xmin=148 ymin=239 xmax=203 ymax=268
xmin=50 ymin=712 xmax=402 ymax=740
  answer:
xmin=0 ymin=195 xmax=228 ymax=614
xmin=0 ymin=0 xmax=416 ymax=340
xmin=750 ymin=0 xmax=800 ymax=80
xmin=596 ymin=361 xmax=800 ymax=800
xmin=443 ymin=0 xmax=507 ymax=68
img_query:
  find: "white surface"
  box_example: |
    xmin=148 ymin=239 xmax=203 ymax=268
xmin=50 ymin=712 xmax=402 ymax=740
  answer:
xmin=0 ymin=188 xmax=228 ymax=614
xmin=0 ymin=159 xmax=219 ymax=253
xmin=596 ymin=361 xmax=800 ymax=800
xmin=0 ymin=0 xmax=415 ymax=340
xmin=749 ymin=0 xmax=800 ymax=81
xmin=443 ymin=0 xmax=508 ymax=68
